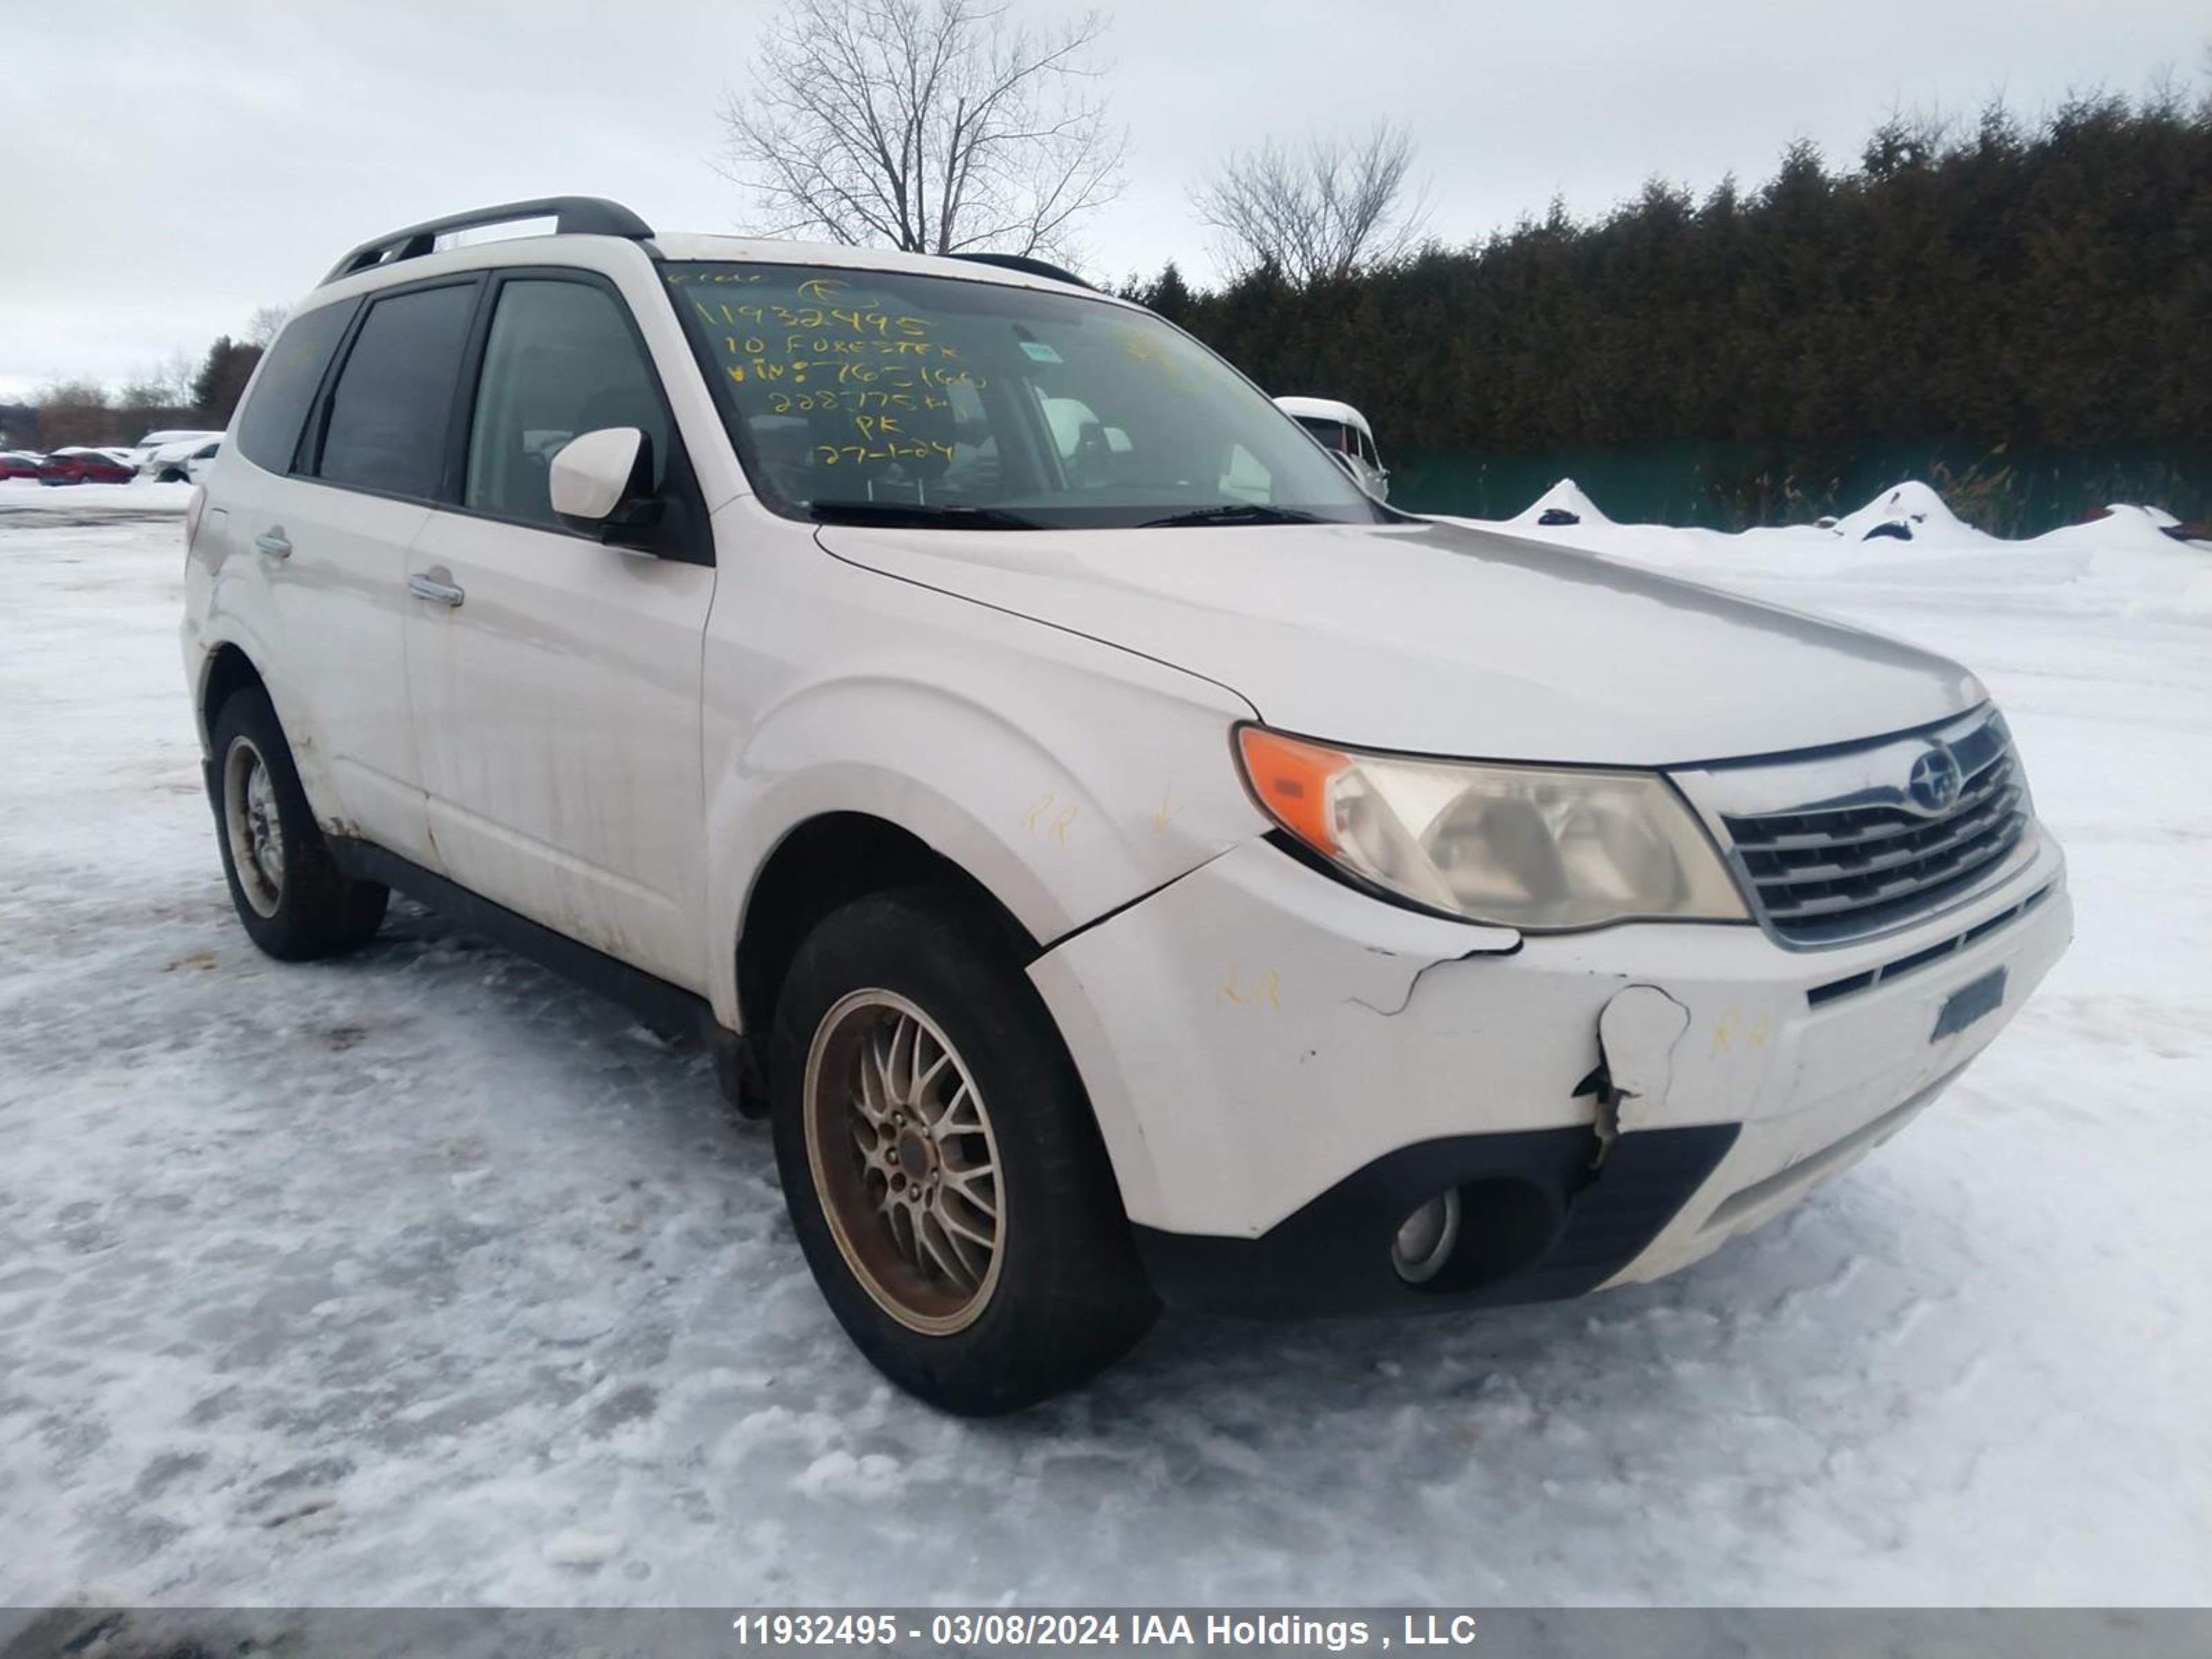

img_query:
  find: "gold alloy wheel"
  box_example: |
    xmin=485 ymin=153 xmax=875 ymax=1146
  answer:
xmin=803 ymin=988 xmax=1004 ymax=1335
xmin=223 ymin=735 xmax=284 ymax=919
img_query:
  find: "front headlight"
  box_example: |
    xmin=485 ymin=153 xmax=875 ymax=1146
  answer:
xmin=1235 ymin=725 xmax=1747 ymax=930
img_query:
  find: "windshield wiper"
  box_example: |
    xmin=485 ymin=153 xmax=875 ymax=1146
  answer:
xmin=807 ymin=500 xmax=1042 ymax=530
xmin=1136 ymin=503 xmax=1329 ymax=528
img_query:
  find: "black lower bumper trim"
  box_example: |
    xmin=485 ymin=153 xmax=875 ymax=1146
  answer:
xmin=1132 ymin=1122 xmax=1739 ymax=1319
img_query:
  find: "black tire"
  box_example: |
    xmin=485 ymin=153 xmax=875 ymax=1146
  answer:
xmin=770 ymin=888 xmax=1156 ymax=1414
xmin=209 ymin=685 xmax=388 ymax=961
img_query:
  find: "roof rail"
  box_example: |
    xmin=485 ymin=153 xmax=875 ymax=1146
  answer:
xmin=319 ymin=196 xmax=656 ymax=286
xmin=947 ymin=252 xmax=1091 ymax=290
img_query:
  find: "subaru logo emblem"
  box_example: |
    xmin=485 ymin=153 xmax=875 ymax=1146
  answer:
xmin=1906 ymin=746 xmax=1963 ymax=813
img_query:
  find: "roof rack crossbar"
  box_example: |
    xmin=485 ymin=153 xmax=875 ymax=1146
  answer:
xmin=319 ymin=196 xmax=656 ymax=286
xmin=946 ymin=252 xmax=1091 ymax=290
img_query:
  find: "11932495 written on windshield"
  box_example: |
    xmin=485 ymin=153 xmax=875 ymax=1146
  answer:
xmin=662 ymin=263 xmax=1381 ymax=528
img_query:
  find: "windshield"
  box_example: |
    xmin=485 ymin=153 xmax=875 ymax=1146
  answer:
xmin=664 ymin=261 xmax=1385 ymax=529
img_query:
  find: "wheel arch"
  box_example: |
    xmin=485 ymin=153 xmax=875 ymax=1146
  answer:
xmin=703 ymin=662 xmax=1267 ymax=1035
xmin=189 ymin=631 xmax=344 ymax=827
xmin=196 ymin=640 xmax=265 ymax=747
xmin=736 ymin=812 xmax=1170 ymax=1291
xmin=735 ymin=809 xmax=1038 ymax=1047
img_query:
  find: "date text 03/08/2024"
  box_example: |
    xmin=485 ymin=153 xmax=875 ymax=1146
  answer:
xmin=727 ymin=1611 xmax=1483 ymax=1649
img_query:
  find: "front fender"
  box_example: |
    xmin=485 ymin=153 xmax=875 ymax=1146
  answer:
xmin=702 ymin=616 xmax=1268 ymax=1028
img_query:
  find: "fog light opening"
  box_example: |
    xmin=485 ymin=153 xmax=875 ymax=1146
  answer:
xmin=1391 ymin=1188 xmax=1462 ymax=1284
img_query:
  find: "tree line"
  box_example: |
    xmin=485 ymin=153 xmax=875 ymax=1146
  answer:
xmin=7 ymin=315 xmax=276 ymax=451
xmin=709 ymin=1 xmax=2208 ymax=529
xmin=1131 ymin=87 xmax=2211 ymax=527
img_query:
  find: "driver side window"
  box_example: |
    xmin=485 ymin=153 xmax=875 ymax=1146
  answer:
xmin=465 ymin=279 xmax=669 ymax=529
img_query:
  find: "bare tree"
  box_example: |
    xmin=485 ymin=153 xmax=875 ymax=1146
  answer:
xmin=117 ymin=349 xmax=199 ymax=413
xmin=33 ymin=379 xmax=118 ymax=449
xmin=1192 ymin=121 xmax=1429 ymax=285
xmin=714 ymin=0 xmax=1124 ymax=262
xmin=246 ymin=305 xmax=289 ymax=349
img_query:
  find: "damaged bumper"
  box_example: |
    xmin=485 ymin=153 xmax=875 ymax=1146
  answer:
xmin=1027 ymin=830 xmax=2072 ymax=1318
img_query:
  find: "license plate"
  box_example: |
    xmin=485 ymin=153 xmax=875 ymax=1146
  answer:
xmin=1933 ymin=966 xmax=2007 ymax=1041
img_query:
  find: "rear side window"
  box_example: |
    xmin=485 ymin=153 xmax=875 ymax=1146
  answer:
xmin=463 ymin=279 xmax=669 ymax=528
xmin=234 ymin=299 xmax=355 ymax=474
xmin=316 ymin=283 xmax=478 ymax=499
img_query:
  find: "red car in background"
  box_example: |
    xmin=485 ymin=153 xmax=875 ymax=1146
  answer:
xmin=0 ymin=453 xmax=43 ymax=480
xmin=37 ymin=447 xmax=136 ymax=485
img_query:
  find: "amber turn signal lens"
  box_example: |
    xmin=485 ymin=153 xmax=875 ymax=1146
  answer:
xmin=1236 ymin=727 xmax=1351 ymax=855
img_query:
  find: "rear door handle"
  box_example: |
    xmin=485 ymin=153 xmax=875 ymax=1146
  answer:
xmin=408 ymin=572 xmax=465 ymax=608
xmin=254 ymin=529 xmax=292 ymax=559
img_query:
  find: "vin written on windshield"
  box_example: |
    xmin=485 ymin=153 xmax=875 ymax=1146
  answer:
xmin=663 ymin=261 xmax=1383 ymax=529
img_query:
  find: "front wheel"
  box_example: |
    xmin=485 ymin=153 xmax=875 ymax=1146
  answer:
xmin=771 ymin=889 xmax=1156 ymax=1414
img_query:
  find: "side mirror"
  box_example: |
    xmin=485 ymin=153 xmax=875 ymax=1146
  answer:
xmin=550 ymin=427 xmax=659 ymax=535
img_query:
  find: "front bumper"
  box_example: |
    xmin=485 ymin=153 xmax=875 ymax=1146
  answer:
xmin=1028 ymin=828 xmax=2071 ymax=1317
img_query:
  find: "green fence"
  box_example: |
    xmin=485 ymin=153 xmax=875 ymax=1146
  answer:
xmin=1389 ymin=440 xmax=2212 ymax=538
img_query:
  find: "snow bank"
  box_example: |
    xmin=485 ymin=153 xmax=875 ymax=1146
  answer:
xmin=1509 ymin=477 xmax=1613 ymax=527
xmin=1468 ymin=478 xmax=2207 ymax=560
xmin=1444 ymin=480 xmax=2210 ymax=621
xmin=1830 ymin=480 xmax=1977 ymax=545
xmin=2036 ymin=502 xmax=2198 ymax=554
xmin=0 ymin=478 xmax=194 ymax=514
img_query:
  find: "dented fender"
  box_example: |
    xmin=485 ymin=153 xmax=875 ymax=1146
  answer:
xmin=698 ymin=521 xmax=1275 ymax=1027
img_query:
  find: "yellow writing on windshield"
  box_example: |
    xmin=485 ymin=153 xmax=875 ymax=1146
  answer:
xmin=691 ymin=272 xmax=991 ymax=475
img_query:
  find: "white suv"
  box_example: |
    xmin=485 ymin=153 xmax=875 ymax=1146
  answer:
xmin=183 ymin=198 xmax=2072 ymax=1412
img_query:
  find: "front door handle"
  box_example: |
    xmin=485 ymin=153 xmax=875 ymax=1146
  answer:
xmin=254 ymin=528 xmax=292 ymax=559
xmin=408 ymin=571 xmax=465 ymax=608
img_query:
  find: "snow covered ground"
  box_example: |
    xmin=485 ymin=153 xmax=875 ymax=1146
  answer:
xmin=0 ymin=477 xmax=196 ymax=519
xmin=1 ymin=478 xmax=2207 ymax=1608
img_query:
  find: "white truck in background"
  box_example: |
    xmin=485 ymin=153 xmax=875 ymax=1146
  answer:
xmin=1275 ymin=394 xmax=1389 ymax=499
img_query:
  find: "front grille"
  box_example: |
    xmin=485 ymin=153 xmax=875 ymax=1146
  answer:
xmin=1720 ymin=722 xmax=2030 ymax=944
xmin=1804 ymin=882 xmax=2054 ymax=1005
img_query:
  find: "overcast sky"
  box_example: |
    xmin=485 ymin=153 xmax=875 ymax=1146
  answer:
xmin=3 ymin=0 xmax=2204 ymax=400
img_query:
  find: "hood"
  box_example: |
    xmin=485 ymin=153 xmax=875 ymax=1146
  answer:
xmin=816 ymin=518 xmax=1984 ymax=766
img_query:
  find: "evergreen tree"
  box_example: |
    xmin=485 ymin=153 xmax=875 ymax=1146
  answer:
xmin=191 ymin=337 xmax=263 ymax=425
xmin=1157 ymin=86 xmax=2211 ymax=525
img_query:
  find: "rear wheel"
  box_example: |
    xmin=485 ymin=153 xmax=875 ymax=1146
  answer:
xmin=209 ymin=686 xmax=388 ymax=960
xmin=771 ymin=889 xmax=1156 ymax=1414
